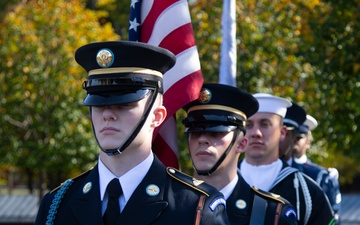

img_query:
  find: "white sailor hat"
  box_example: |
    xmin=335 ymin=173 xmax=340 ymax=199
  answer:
xmin=304 ymin=114 xmax=318 ymax=130
xmin=253 ymin=93 xmax=292 ymax=118
xmin=297 ymin=114 xmax=318 ymax=134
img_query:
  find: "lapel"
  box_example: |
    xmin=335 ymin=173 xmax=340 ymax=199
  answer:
xmin=226 ymin=172 xmax=252 ymax=223
xmin=118 ymin=157 xmax=168 ymax=224
xmin=69 ymin=164 xmax=104 ymax=225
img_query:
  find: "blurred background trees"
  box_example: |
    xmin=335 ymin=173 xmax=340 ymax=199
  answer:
xmin=0 ymin=0 xmax=359 ymax=197
xmin=0 ymin=0 xmax=119 ymax=198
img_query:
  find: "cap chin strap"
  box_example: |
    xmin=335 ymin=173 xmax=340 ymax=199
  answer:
xmin=92 ymin=88 xmax=158 ymax=156
xmin=195 ymin=128 xmax=242 ymax=176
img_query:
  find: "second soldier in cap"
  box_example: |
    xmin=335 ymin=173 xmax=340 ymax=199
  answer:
xmin=279 ymin=101 xmax=307 ymax=165
xmin=182 ymin=83 xmax=297 ymax=225
xmin=293 ymin=115 xmax=342 ymax=224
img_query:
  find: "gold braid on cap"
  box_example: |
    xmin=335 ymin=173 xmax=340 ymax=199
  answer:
xmin=188 ymin=104 xmax=247 ymax=120
xmin=88 ymin=67 xmax=163 ymax=77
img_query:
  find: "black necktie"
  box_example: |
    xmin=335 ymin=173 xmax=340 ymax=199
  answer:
xmin=103 ymin=178 xmax=122 ymax=225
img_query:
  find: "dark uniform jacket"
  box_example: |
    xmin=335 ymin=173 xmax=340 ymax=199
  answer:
xmin=227 ymin=172 xmax=297 ymax=225
xmin=35 ymin=157 xmax=229 ymax=225
xmin=269 ymin=161 xmax=335 ymax=225
xmin=291 ymin=159 xmax=341 ymax=224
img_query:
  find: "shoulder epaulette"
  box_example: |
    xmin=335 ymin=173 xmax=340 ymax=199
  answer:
xmin=251 ymin=186 xmax=285 ymax=204
xmin=50 ymin=167 xmax=93 ymax=194
xmin=166 ymin=167 xmax=212 ymax=197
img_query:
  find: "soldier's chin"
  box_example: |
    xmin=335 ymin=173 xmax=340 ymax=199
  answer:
xmin=100 ymin=142 xmax=124 ymax=152
xmin=194 ymin=165 xmax=214 ymax=175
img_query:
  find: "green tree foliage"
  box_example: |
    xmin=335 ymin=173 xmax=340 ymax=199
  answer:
xmin=92 ymin=0 xmax=131 ymax=37
xmin=0 ymin=0 xmax=358 ymax=191
xmin=0 ymin=0 xmax=119 ymax=189
xmin=295 ymin=0 xmax=360 ymax=184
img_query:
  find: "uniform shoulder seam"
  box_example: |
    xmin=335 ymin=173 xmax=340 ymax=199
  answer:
xmin=251 ymin=186 xmax=285 ymax=204
xmin=166 ymin=167 xmax=209 ymax=197
xmin=50 ymin=167 xmax=93 ymax=194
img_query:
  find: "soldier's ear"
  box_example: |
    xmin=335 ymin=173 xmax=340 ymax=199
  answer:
xmin=279 ymin=125 xmax=287 ymax=142
xmin=305 ymin=137 xmax=311 ymax=149
xmin=236 ymin=136 xmax=248 ymax=153
xmin=152 ymin=105 xmax=167 ymax=128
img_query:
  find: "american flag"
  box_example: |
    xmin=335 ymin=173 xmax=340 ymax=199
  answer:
xmin=129 ymin=0 xmax=204 ymax=168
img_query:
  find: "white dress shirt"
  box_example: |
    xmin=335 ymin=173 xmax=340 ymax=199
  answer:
xmin=294 ymin=155 xmax=308 ymax=164
xmin=219 ymin=175 xmax=238 ymax=200
xmin=99 ymin=152 xmax=153 ymax=214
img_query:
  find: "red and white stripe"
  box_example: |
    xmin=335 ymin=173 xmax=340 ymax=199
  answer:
xmin=138 ymin=0 xmax=203 ymax=168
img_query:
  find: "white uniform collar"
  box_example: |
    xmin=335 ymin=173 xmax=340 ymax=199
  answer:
xmin=240 ymin=159 xmax=282 ymax=191
xmin=286 ymin=157 xmax=293 ymax=166
xmin=219 ymin=175 xmax=239 ymax=200
xmin=294 ymin=155 xmax=308 ymax=164
xmin=99 ymin=152 xmax=153 ymax=212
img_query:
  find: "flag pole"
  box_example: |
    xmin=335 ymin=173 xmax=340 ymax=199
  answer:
xmin=219 ymin=0 xmax=237 ymax=87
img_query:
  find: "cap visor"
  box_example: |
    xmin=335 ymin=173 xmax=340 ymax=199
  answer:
xmin=185 ymin=124 xmax=237 ymax=133
xmin=83 ymin=89 xmax=150 ymax=106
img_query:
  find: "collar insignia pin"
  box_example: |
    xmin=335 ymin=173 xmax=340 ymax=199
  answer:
xmin=146 ymin=184 xmax=160 ymax=196
xmin=83 ymin=182 xmax=92 ymax=194
xmin=192 ymin=178 xmax=204 ymax=186
xmin=235 ymin=199 xmax=247 ymax=209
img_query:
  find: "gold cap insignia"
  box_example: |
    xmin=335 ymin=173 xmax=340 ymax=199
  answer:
xmin=198 ymin=88 xmax=211 ymax=103
xmin=96 ymin=49 xmax=114 ymax=68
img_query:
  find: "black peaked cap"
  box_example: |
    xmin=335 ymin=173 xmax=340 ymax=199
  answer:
xmin=75 ymin=41 xmax=176 ymax=106
xmin=283 ymin=101 xmax=307 ymax=130
xmin=183 ymin=83 xmax=259 ymax=133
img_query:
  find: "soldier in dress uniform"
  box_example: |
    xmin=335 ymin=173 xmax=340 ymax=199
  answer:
xmin=239 ymin=93 xmax=335 ymax=225
xmin=293 ymin=115 xmax=342 ymax=224
xmin=34 ymin=41 xmax=229 ymax=225
xmin=279 ymin=101 xmax=307 ymax=164
xmin=278 ymin=101 xmax=340 ymax=223
xmin=182 ymin=83 xmax=297 ymax=225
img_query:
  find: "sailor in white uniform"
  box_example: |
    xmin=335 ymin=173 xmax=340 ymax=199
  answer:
xmin=239 ymin=93 xmax=334 ymax=225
